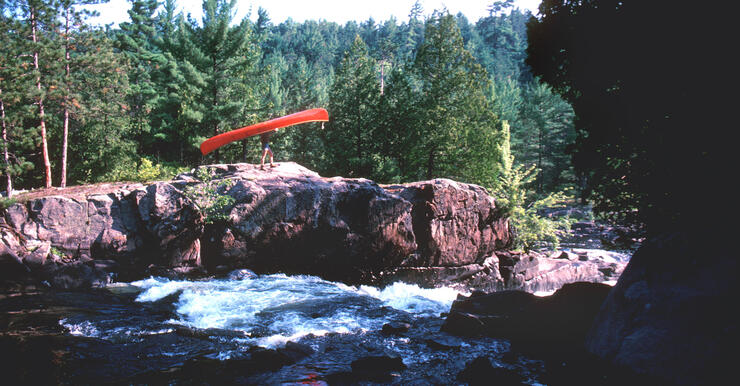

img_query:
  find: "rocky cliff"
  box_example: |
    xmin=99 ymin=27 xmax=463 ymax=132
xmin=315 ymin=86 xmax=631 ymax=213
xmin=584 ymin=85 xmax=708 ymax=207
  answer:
xmin=0 ymin=163 xmax=621 ymax=290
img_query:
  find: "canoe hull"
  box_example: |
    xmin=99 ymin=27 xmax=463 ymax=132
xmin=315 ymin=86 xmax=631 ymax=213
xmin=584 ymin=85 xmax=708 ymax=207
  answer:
xmin=200 ymin=108 xmax=329 ymax=155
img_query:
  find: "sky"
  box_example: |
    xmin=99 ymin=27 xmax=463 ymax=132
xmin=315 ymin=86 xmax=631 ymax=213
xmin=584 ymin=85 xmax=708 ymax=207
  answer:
xmin=85 ymin=0 xmax=542 ymax=27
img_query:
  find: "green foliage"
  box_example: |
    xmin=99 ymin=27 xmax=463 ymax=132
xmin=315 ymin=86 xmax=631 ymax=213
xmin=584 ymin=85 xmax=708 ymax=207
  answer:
xmin=180 ymin=0 xmax=262 ymax=164
xmin=514 ymin=81 xmax=576 ymax=194
xmin=99 ymin=158 xmax=187 ymax=183
xmin=408 ymin=12 xmax=501 ymax=185
xmin=493 ymin=121 xmax=571 ymax=252
xmin=183 ymin=166 xmax=235 ymax=224
xmin=325 ymin=35 xmax=380 ymax=178
xmin=0 ymin=197 xmax=18 ymax=212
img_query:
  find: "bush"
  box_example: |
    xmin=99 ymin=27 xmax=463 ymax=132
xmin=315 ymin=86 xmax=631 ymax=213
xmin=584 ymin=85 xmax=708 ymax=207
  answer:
xmin=98 ymin=157 xmax=188 ymax=183
xmin=493 ymin=121 xmax=571 ymax=252
xmin=183 ymin=167 xmax=235 ymax=224
xmin=0 ymin=197 xmax=17 ymax=212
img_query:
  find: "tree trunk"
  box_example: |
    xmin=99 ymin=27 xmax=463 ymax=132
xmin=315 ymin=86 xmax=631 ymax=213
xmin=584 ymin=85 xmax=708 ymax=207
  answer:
xmin=1 ymin=91 xmax=11 ymax=198
xmin=426 ymin=147 xmax=435 ymax=180
xmin=60 ymin=7 xmax=70 ymax=188
xmin=31 ymin=7 xmax=52 ymax=189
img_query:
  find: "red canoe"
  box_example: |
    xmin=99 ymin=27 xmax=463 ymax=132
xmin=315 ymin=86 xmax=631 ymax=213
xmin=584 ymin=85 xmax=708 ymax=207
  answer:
xmin=200 ymin=108 xmax=329 ymax=155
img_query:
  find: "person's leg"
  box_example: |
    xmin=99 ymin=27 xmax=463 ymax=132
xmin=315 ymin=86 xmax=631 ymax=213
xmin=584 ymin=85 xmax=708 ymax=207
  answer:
xmin=260 ymin=148 xmax=267 ymax=169
xmin=269 ymin=149 xmax=275 ymax=167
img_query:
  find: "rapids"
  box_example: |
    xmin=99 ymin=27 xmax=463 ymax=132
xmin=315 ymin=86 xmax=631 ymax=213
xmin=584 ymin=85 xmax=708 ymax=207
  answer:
xmin=53 ymin=272 xmax=546 ymax=384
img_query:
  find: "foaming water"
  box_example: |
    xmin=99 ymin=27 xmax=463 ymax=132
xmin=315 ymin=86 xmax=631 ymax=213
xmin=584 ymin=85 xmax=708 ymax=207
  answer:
xmin=357 ymin=282 xmax=466 ymax=316
xmin=53 ymin=273 xmax=541 ymax=383
xmin=125 ymin=274 xmax=464 ymax=348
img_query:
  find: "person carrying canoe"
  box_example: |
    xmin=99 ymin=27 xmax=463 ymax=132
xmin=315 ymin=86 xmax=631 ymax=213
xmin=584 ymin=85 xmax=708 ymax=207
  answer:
xmin=259 ymin=129 xmax=277 ymax=170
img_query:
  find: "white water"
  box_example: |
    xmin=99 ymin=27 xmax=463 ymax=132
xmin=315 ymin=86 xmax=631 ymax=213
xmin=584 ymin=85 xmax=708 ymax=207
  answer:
xmin=120 ymin=273 xmax=467 ymax=348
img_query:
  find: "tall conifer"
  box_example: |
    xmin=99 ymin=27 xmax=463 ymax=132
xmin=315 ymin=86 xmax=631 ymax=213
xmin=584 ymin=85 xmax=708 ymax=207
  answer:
xmin=411 ymin=12 xmax=499 ymax=183
xmin=182 ymin=0 xmax=259 ymax=163
xmin=325 ymin=35 xmax=379 ymax=177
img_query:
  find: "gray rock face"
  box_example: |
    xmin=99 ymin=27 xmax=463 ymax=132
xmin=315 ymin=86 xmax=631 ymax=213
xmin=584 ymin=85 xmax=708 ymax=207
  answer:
xmin=1 ymin=181 xmax=204 ymax=287
xmin=585 ymin=232 xmax=737 ymax=385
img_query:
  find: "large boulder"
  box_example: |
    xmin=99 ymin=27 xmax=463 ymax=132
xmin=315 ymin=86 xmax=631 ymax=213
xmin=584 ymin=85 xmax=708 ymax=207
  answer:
xmin=1 ymin=181 xmax=204 ymax=287
xmin=190 ymin=167 xmax=511 ymax=282
xmin=192 ymin=164 xmax=417 ymax=282
xmin=0 ymin=162 xmax=620 ymax=291
xmin=386 ymin=179 xmax=510 ymax=266
xmin=585 ymin=231 xmax=737 ymax=385
xmin=440 ymin=281 xmax=658 ymax=384
xmin=441 ymin=281 xmax=613 ymax=355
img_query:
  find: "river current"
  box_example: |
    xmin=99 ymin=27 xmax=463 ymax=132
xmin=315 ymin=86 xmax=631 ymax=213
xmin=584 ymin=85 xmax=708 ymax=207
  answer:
xmin=3 ymin=232 xmax=633 ymax=385
xmin=57 ymin=272 xmax=537 ymax=384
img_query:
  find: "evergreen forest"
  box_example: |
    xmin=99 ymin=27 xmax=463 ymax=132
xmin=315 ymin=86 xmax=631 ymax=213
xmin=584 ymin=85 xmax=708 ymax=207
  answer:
xmin=2 ymin=0 xmax=581 ymax=246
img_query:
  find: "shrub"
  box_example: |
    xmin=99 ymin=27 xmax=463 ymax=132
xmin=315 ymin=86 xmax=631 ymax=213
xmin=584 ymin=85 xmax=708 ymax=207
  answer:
xmin=183 ymin=167 xmax=235 ymax=224
xmin=98 ymin=157 xmax=188 ymax=183
xmin=493 ymin=121 xmax=571 ymax=252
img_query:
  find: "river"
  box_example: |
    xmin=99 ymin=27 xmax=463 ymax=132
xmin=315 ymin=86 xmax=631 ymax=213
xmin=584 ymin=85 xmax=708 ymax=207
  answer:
xmin=1 ymin=232 xmax=633 ymax=384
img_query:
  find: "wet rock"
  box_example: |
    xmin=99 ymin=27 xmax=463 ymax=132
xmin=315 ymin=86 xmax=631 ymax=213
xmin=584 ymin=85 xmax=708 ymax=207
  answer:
xmin=277 ymin=341 xmax=315 ymax=363
xmin=456 ymin=356 xmax=527 ymax=385
xmin=440 ymin=311 xmax=487 ymax=337
xmin=586 ymin=231 xmax=737 ymax=385
xmin=174 ymin=326 xmax=249 ymax=341
xmin=350 ymin=355 xmax=406 ymax=376
xmin=226 ymin=268 xmax=256 ymax=280
xmin=45 ymin=262 xmax=111 ymax=289
xmin=424 ymin=336 xmax=461 ymax=351
xmin=442 ymin=282 xmax=612 ymax=357
xmin=381 ymin=321 xmax=411 ymax=336
xmin=248 ymin=347 xmax=294 ymax=371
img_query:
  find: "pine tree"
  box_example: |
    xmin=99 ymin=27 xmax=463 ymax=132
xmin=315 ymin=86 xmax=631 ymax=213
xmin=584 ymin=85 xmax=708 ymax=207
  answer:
xmin=411 ymin=11 xmax=500 ymax=184
xmin=1 ymin=2 xmax=37 ymax=193
xmin=398 ymin=0 xmax=424 ymax=62
xmin=181 ymin=0 xmax=260 ymax=163
xmin=20 ymin=0 xmax=60 ymax=188
xmin=69 ymin=28 xmax=134 ymax=182
xmin=375 ymin=63 xmax=419 ymax=182
xmin=1 ymin=5 xmax=20 ymax=196
xmin=517 ymin=81 xmax=575 ymax=194
xmin=279 ymin=56 xmax=325 ymax=169
xmin=115 ymin=0 xmax=162 ymax=159
xmin=325 ymin=35 xmax=380 ymax=177
xmin=57 ymin=0 xmax=102 ymax=187
xmin=476 ymin=0 xmax=527 ymax=82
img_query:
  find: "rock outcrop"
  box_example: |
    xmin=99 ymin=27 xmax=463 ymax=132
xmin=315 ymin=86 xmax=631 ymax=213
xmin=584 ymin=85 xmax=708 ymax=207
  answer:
xmin=1 ymin=163 xmax=619 ymax=291
xmin=585 ymin=231 xmax=737 ymax=385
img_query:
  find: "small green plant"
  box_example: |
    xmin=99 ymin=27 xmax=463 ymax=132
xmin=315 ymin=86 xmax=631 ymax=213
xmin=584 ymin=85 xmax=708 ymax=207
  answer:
xmin=183 ymin=167 xmax=235 ymax=224
xmin=0 ymin=197 xmax=17 ymax=212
